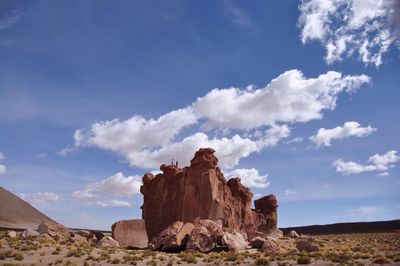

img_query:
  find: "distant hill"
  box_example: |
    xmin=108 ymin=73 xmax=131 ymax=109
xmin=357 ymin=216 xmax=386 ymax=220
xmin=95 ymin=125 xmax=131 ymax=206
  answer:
xmin=281 ymin=219 xmax=400 ymax=235
xmin=0 ymin=186 xmax=56 ymax=229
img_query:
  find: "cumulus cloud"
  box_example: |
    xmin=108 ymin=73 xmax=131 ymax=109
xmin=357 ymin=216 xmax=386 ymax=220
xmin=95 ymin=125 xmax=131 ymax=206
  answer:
xmin=310 ymin=121 xmax=376 ymax=147
xmin=126 ymin=133 xmax=259 ymax=169
xmin=299 ymin=0 xmax=400 ymax=66
xmin=332 ymin=150 xmax=400 ymax=175
xmin=226 ymin=168 xmax=269 ymax=188
xmin=75 ymin=107 xmax=197 ymax=154
xmin=21 ymin=192 xmax=61 ymax=204
xmin=72 ymin=173 xmax=139 ymax=208
xmin=72 ymin=172 xmax=142 ymax=201
xmin=193 ymin=70 xmax=370 ymax=129
xmin=72 ymin=69 xmax=369 ymax=170
xmin=94 ymin=172 xmax=142 ymax=196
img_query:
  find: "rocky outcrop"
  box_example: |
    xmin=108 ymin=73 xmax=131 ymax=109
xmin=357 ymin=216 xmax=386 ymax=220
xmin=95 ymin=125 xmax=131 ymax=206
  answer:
xmin=38 ymin=221 xmax=70 ymax=241
xmin=112 ymin=219 xmax=148 ymax=249
xmin=141 ymin=148 xmax=280 ymax=241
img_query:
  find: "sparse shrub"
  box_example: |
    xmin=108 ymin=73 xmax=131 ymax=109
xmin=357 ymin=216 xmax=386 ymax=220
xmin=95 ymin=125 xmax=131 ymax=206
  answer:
xmin=13 ymin=252 xmax=24 ymax=261
xmin=297 ymin=256 xmax=311 ymax=264
xmin=222 ymin=251 xmax=239 ymax=261
xmin=110 ymin=258 xmax=121 ymax=264
xmin=254 ymin=257 xmax=270 ymax=265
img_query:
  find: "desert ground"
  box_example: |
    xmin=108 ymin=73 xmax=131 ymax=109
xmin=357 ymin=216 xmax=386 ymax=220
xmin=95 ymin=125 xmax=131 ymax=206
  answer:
xmin=1 ymin=230 xmax=399 ymax=266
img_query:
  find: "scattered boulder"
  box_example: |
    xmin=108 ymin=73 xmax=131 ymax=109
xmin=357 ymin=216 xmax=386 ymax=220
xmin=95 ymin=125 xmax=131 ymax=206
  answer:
xmin=249 ymin=236 xmax=268 ymax=249
xmin=185 ymin=219 xmax=226 ymax=253
xmin=220 ymin=228 xmax=248 ymax=251
xmin=149 ymin=221 xmax=184 ymax=251
xmin=296 ymin=240 xmax=319 ymax=252
xmin=162 ymin=222 xmax=194 ymax=252
xmin=288 ymin=230 xmax=300 ymax=238
xmin=288 ymin=248 xmax=300 ymax=254
xmin=99 ymin=236 xmax=120 ymax=247
xmin=76 ymin=230 xmax=90 ymax=237
xmin=6 ymin=230 xmax=17 ymax=238
xmin=22 ymin=229 xmax=40 ymax=238
xmin=70 ymin=233 xmax=88 ymax=245
xmin=260 ymin=239 xmax=280 ymax=253
xmin=112 ymin=219 xmax=148 ymax=249
xmin=38 ymin=221 xmax=70 ymax=241
xmin=88 ymin=231 xmax=104 ymax=242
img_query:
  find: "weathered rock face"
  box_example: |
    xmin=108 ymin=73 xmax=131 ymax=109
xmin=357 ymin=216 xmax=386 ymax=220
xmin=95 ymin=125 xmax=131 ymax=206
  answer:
xmin=141 ymin=148 xmax=279 ymax=241
xmin=38 ymin=221 xmax=70 ymax=241
xmin=112 ymin=219 xmax=148 ymax=249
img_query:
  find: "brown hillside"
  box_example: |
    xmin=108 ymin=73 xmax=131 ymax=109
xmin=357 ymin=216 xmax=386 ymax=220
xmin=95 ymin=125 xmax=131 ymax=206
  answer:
xmin=0 ymin=186 xmax=56 ymax=229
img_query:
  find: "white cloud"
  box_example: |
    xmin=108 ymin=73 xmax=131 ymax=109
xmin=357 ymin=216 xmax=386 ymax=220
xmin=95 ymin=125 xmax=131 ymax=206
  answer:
xmin=299 ymin=0 xmax=400 ymax=66
xmin=332 ymin=150 xmax=400 ymax=175
xmin=310 ymin=121 xmax=376 ymax=147
xmin=193 ymin=70 xmax=370 ymax=129
xmin=285 ymin=137 xmax=304 ymax=144
xmin=21 ymin=192 xmax=61 ymax=204
xmin=94 ymin=172 xmax=142 ymax=196
xmin=0 ymin=152 xmax=4 ymax=160
xmin=284 ymin=189 xmax=297 ymax=197
xmin=378 ymin=172 xmax=389 ymax=177
xmin=74 ymin=107 xmax=197 ymax=154
xmin=72 ymin=172 xmax=142 ymax=203
xmin=72 ymin=189 xmax=96 ymax=200
xmin=0 ymin=165 xmax=6 ymax=175
xmin=126 ymin=132 xmax=259 ymax=169
xmin=71 ymin=69 xmax=369 ymax=170
xmin=226 ymin=168 xmax=269 ymax=188
xmin=93 ymin=200 xmax=132 ymax=207
xmin=72 ymin=173 xmax=138 ymax=208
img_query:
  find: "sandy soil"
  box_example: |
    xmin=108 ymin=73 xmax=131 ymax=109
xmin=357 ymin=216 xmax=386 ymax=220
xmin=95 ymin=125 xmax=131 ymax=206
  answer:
xmin=0 ymin=231 xmax=399 ymax=265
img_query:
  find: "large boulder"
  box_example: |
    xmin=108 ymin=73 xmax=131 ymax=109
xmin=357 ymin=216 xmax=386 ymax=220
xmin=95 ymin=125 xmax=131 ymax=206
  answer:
xmin=288 ymin=230 xmax=300 ymax=238
xmin=149 ymin=221 xmax=195 ymax=252
xmin=140 ymin=148 xmax=279 ymax=240
xmin=220 ymin=228 xmax=248 ymax=251
xmin=22 ymin=229 xmax=40 ymax=238
xmin=186 ymin=220 xmax=222 ymax=253
xmin=38 ymin=221 xmax=70 ymax=241
xmin=260 ymin=239 xmax=280 ymax=253
xmin=249 ymin=236 xmax=268 ymax=249
xmin=296 ymin=240 xmax=319 ymax=252
xmin=6 ymin=230 xmax=17 ymax=238
xmin=112 ymin=219 xmax=148 ymax=249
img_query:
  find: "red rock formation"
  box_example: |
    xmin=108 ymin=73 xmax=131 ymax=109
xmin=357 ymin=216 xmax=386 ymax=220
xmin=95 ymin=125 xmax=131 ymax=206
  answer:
xmin=140 ymin=148 xmax=279 ymax=241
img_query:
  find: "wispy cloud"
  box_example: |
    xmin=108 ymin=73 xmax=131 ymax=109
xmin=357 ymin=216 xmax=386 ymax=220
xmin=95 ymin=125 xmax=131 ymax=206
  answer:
xmin=224 ymin=1 xmax=253 ymax=28
xmin=0 ymin=3 xmax=23 ymax=31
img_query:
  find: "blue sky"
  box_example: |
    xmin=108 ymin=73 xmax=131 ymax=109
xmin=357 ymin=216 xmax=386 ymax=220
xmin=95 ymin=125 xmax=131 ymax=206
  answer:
xmin=0 ymin=0 xmax=399 ymax=230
